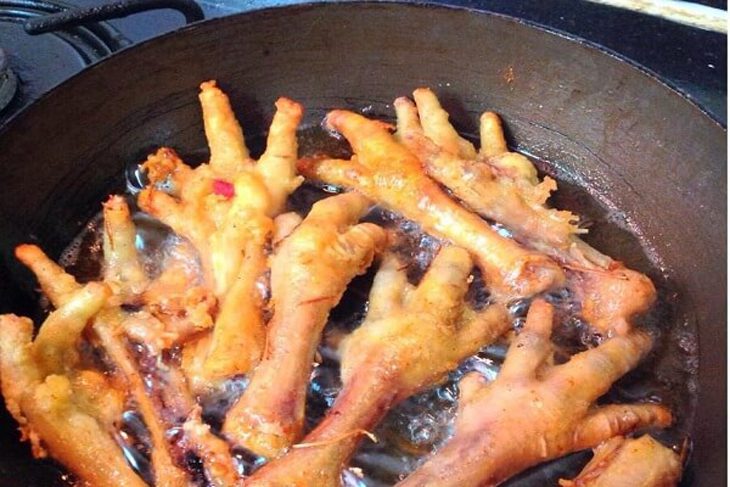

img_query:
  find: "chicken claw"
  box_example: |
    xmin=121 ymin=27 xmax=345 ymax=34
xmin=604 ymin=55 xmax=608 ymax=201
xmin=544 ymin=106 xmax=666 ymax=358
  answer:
xmin=299 ymin=109 xmax=564 ymax=299
xmin=0 ymin=299 xmax=151 ymax=486
xmin=570 ymin=264 xmax=656 ymax=336
xmin=394 ymin=89 xmax=656 ymax=335
xmin=140 ymin=81 xmax=305 ymax=383
xmin=102 ymin=195 xmax=148 ymax=300
xmin=20 ymin=374 xmax=147 ymax=487
xmin=246 ymin=247 xmax=509 ymax=486
xmin=223 ymin=192 xmax=387 ymax=458
xmin=395 ymin=90 xmax=581 ymax=251
xmin=182 ymin=408 xmax=242 ymax=487
xmin=398 ymin=299 xmax=672 ymax=487
xmin=139 ymin=82 xmax=302 ymax=295
xmin=15 ymin=244 xmax=82 ymax=307
xmin=560 ymin=435 xmax=682 ymax=487
xmin=12 ymin=243 xmax=191 ymax=486
xmin=31 ymin=282 xmax=110 ymax=376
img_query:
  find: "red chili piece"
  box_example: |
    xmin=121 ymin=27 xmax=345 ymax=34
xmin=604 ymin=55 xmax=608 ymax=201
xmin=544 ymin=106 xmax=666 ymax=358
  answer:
xmin=213 ymin=179 xmax=235 ymax=199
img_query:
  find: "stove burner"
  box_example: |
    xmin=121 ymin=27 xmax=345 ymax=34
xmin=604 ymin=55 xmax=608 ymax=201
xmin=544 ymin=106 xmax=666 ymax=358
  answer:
xmin=0 ymin=48 xmax=17 ymax=112
xmin=0 ymin=0 xmax=128 ymax=122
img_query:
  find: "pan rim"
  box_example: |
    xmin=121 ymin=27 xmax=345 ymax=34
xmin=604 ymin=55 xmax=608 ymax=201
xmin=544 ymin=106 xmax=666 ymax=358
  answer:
xmin=0 ymin=0 xmax=726 ymax=136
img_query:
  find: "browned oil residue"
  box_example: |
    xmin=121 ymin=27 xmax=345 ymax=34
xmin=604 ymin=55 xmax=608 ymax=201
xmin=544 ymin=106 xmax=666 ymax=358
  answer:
xmin=503 ymin=65 xmax=515 ymax=85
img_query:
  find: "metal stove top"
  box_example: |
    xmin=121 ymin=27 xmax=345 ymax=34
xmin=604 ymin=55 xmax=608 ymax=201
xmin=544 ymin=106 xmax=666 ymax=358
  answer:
xmin=0 ymin=0 xmax=127 ymax=117
xmin=0 ymin=0 xmax=726 ymax=126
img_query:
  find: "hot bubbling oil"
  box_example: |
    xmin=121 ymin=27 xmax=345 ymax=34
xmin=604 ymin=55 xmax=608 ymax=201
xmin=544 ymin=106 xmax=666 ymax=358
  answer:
xmin=55 ymin=126 xmax=696 ymax=486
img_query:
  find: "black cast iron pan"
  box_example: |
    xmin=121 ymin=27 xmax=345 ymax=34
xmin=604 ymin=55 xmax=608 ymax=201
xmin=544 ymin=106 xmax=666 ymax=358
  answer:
xmin=0 ymin=2 xmax=725 ymax=485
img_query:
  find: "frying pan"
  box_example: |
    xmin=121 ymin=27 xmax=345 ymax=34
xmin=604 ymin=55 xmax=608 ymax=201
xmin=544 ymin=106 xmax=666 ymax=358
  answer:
xmin=0 ymin=2 xmax=724 ymax=485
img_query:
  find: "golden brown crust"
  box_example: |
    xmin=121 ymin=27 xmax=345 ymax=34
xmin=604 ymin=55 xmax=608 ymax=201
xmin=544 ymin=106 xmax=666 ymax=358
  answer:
xmin=393 ymin=89 xmax=656 ymax=336
xmin=0 ymin=84 xmax=676 ymax=487
xmin=246 ymin=248 xmax=509 ymax=486
xmin=102 ymin=195 xmax=148 ymax=299
xmin=397 ymin=300 xmax=672 ymax=487
xmin=299 ymin=109 xmax=565 ymax=300
xmin=223 ymin=192 xmax=387 ymax=458
xmin=0 ymin=314 xmax=41 ymax=439
xmin=21 ymin=375 xmax=148 ymax=487
xmin=395 ymin=92 xmax=581 ymax=251
xmin=141 ymin=83 xmax=305 ymax=388
xmin=560 ymin=435 xmax=682 ymax=487
xmin=14 ymin=244 xmax=81 ymax=307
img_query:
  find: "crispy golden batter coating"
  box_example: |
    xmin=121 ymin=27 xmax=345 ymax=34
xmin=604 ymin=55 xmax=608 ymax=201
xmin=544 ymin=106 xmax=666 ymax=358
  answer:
xmin=394 ymin=90 xmax=581 ymax=251
xmin=139 ymin=83 xmax=302 ymax=295
xmin=32 ymin=282 xmax=110 ymax=375
xmin=398 ymin=300 xmax=672 ymax=487
xmin=14 ymin=244 xmax=81 ymax=306
xmin=0 ymin=84 xmax=677 ymax=487
xmin=339 ymin=248 xmax=508 ymax=402
xmin=68 ymin=369 xmax=125 ymax=432
xmin=298 ymin=109 xmax=565 ymax=300
xmin=13 ymin=227 xmax=191 ymax=485
xmin=393 ymin=89 xmax=656 ymax=335
xmin=0 ymin=298 xmax=152 ymax=486
xmin=102 ymin=195 xmax=148 ymax=300
xmin=245 ymin=247 xmax=509 ymax=486
xmin=140 ymin=81 xmax=304 ymax=385
xmin=0 ymin=315 xmax=41 ymax=441
xmin=560 ymin=435 xmax=682 ymax=487
xmin=223 ymin=192 xmax=387 ymax=459
xmin=182 ymin=407 xmax=241 ymax=487
xmin=22 ymin=375 xmax=147 ymax=487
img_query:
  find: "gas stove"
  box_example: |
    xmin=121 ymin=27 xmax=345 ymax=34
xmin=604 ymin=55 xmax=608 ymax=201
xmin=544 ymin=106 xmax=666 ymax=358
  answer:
xmin=0 ymin=0 xmax=726 ymax=126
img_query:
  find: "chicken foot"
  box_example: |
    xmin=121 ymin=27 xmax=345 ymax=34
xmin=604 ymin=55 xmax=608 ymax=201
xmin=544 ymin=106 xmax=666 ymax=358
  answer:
xmin=298 ymin=109 xmax=564 ymax=300
xmin=394 ymin=90 xmax=581 ymax=252
xmin=0 ymin=297 xmax=147 ymax=486
xmin=139 ymin=81 xmax=304 ymax=384
xmin=398 ymin=299 xmax=672 ymax=487
xmin=394 ymin=89 xmax=655 ymax=335
xmin=223 ymin=192 xmax=387 ymax=459
xmin=246 ymin=247 xmax=509 ymax=486
xmin=14 ymin=242 xmax=192 ymax=486
xmin=559 ymin=434 xmax=682 ymax=487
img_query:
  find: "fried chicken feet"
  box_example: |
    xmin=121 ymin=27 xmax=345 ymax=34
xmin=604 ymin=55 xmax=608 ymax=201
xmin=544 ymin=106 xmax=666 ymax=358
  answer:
xmin=0 ymin=303 xmax=148 ymax=487
xmin=139 ymin=81 xmax=304 ymax=385
xmin=398 ymin=299 xmax=671 ymax=487
xmin=246 ymin=247 xmax=509 ymax=486
xmin=560 ymin=435 xmax=682 ymax=487
xmin=0 ymin=84 xmax=680 ymax=487
xmin=394 ymin=89 xmax=581 ymax=251
xmin=223 ymin=192 xmax=387 ymax=458
xmin=394 ymin=89 xmax=656 ymax=335
xmin=12 ymin=213 xmax=193 ymax=486
xmin=299 ymin=109 xmax=564 ymax=299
